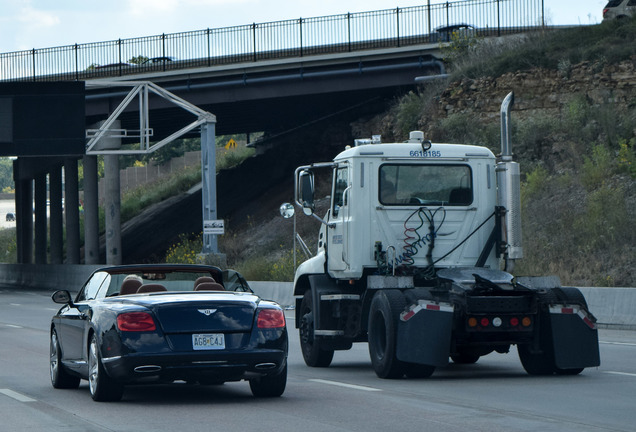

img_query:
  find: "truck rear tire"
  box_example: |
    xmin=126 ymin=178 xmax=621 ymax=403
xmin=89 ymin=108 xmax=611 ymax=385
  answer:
xmin=299 ymin=290 xmax=334 ymax=367
xmin=368 ymin=290 xmax=406 ymax=379
xmin=403 ymin=362 xmax=435 ymax=378
xmin=518 ymin=344 xmax=555 ymax=375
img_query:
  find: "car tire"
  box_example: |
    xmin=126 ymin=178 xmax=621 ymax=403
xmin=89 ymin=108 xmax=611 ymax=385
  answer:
xmin=88 ymin=334 xmax=124 ymax=402
xmin=50 ymin=329 xmax=81 ymax=389
xmin=249 ymin=363 xmax=287 ymax=397
xmin=368 ymin=290 xmax=406 ymax=379
xmin=299 ymin=290 xmax=334 ymax=367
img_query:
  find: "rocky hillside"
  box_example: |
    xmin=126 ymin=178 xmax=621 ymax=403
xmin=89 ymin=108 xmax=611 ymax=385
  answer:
xmin=350 ymin=54 xmax=636 ymax=286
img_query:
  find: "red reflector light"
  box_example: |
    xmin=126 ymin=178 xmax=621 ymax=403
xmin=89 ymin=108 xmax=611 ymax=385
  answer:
xmin=510 ymin=317 xmax=519 ymax=327
xmin=480 ymin=317 xmax=490 ymax=327
xmin=257 ymin=309 xmax=286 ymax=328
xmin=562 ymin=307 xmax=574 ymax=314
xmin=117 ymin=312 xmax=156 ymax=331
xmin=426 ymin=304 xmax=441 ymax=311
xmin=402 ymin=310 xmax=415 ymax=321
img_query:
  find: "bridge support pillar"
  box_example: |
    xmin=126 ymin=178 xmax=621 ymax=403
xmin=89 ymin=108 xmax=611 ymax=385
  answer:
xmin=49 ymin=165 xmax=64 ymax=264
xmin=34 ymin=172 xmax=47 ymax=264
xmin=83 ymin=155 xmax=100 ymax=264
xmin=104 ymin=154 xmax=121 ymax=265
xmin=14 ymin=171 xmax=33 ymax=264
xmin=64 ymin=158 xmax=81 ymax=264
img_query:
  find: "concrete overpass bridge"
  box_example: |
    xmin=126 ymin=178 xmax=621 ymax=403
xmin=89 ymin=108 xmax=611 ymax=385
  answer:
xmin=0 ymin=0 xmax=545 ymax=266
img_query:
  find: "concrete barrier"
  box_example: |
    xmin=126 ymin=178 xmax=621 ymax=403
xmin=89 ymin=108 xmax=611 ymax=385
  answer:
xmin=0 ymin=264 xmax=633 ymax=329
xmin=0 ymin=264 xmax=101 ymax=291
xmin=248 ymin=281 xmax=295 ymax=308
xmin=579 ymin=287 xmax=636 ymax=330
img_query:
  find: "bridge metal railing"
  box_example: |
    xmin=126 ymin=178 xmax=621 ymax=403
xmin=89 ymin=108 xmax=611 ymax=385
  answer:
xmin=0 ymin=0 xmax=544 ymax=82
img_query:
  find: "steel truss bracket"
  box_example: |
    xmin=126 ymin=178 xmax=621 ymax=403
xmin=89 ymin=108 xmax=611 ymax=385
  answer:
xmin=85 ymin=80 xmax=216 ymax=155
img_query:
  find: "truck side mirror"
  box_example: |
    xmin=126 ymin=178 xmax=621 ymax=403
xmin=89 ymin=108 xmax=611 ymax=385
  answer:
xmin=279 ymin=203 xmax=295 ymax=219
xmin=298 ymin=170 xmax=315 ymax=216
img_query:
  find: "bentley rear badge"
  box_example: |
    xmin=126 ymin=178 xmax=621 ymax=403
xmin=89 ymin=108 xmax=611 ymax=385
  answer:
xmin=198 ymin=309 xmax=217 ymax=316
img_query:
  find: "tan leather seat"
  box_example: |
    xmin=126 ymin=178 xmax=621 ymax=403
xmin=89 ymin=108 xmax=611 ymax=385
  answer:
xmin=137 ymin=283 xmax=167 ymax=293
xmin=193 ymin=276 xmax=216 ymax=290
xmin=194 ymin=282 xmax=225 ymax=291
xmin=120 ymin=278 xmax=143 ymax=295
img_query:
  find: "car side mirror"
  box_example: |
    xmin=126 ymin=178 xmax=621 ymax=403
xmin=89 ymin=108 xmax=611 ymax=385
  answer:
xmin=51 ymin=290 xmax=73 ymax=305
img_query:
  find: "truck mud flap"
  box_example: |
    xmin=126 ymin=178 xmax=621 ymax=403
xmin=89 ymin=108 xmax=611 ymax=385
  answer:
xmin=549 ymin=306 xmax=600 ymax=369
xmin=396 ymin=300 xmax=453 ymax=367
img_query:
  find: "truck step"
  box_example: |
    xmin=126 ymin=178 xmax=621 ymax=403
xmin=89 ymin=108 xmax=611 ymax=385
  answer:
xmin=320 ymin=294 xmax=361 ymax=301
xmin=314 ymin=330 xmax=345 ymax=336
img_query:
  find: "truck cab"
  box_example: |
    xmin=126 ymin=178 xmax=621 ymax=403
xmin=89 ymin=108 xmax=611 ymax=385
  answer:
xmin=295 ymin=133 xmax=503 ymax=284
xmin=284 ymin=93 xmax=599 ymax=378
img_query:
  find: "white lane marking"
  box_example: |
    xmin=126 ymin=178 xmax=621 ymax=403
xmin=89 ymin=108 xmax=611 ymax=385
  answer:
xmin=0 ymin=389 xmax=36 ymax=402
xmin=4 ymin=324 xmax=22 ymax=328
xmin=309 ymin=379 xmax=382 ymax=392
xmin=603 ymin=371 xmax=636 ymax=378
xmin=600 ymin=341 xmax=636 ymax=347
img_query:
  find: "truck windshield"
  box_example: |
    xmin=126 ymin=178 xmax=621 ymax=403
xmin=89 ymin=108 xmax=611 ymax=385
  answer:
xmin=379 ymin=164 xmax=472 ymax=206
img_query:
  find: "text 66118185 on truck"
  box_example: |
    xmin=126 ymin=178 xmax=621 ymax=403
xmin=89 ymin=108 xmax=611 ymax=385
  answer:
xmin=280 ymin=92 xmax=600 ymax=379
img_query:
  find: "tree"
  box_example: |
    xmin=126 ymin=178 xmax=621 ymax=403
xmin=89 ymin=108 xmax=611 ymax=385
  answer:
xmin=129 ymin=55 xmax=149 ymax=65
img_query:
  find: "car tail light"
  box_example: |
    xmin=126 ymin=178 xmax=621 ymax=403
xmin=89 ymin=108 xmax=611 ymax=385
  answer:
xmin=117 ymin=312 xmax=156 ymax=331
xmin=257 ymin=309 xmax=286 ymax=328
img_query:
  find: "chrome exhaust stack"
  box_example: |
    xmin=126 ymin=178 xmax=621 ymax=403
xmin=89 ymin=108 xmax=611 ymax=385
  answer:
xmin=496 ymin=92 xmax=523 ymax=272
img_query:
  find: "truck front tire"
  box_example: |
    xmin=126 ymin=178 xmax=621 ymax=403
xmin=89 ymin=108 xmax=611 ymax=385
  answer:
xmin=368 ymin=290 xmax=407 ymax=379
xmin=299 ymin=290 xmax=334 ymax=367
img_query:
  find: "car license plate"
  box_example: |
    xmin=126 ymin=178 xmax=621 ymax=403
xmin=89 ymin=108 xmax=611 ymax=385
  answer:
xmin=192 ymin=333 xmax=225 ymax=350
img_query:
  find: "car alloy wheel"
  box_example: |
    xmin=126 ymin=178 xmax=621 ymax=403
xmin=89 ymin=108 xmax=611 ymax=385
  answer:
xmin=88 ymin=334 xmax=124 ymax=401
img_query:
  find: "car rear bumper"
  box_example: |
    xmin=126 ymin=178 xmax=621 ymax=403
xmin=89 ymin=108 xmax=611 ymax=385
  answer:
xmin=102 ymin=349 xmax=287 ymax=383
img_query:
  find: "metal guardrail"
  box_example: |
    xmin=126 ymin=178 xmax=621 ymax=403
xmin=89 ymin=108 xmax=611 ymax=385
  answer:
xmin=0 ymin=0 xmax=544 ymax=82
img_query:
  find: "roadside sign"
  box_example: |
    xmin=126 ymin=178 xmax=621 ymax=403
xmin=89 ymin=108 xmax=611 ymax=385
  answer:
xmin=203 ymin=219 xmax=225 ymax=235
xmin=224 ymin=138 xmax=237 ymax=149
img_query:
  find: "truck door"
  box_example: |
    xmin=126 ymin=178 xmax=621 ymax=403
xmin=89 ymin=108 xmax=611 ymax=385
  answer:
xmin=327 ymin=165 xmax=349 ymax=271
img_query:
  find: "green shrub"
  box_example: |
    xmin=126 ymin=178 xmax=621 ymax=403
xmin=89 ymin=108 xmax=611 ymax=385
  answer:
xmin=581 ymin=144 xmax=612 ymax=190
xmin=573 ymin=185 xmax=629 ymax=250
xmin=521 ymin=165 xmax=549 ymax=203
xmin=617 ymin=138 xmax=636 ymax=177
xmin=0 ymin=228 xmax=17 ymax=263
xmin=395 ymin=91 xmax=425 ymax=136
xmin=165 ymin=233 xmax=202 ymax=264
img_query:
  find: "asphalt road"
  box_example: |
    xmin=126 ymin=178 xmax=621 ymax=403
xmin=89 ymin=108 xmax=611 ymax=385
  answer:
xmin=1 ymin=287 xmax=635 ymax=432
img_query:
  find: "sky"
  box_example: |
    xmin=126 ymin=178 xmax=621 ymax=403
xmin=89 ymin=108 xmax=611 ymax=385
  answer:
xmin=0 ymin=0 xmax=608 ymax=53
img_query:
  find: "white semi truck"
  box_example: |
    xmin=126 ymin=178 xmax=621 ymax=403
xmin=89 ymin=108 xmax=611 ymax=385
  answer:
xmin=281 ymin=92 xmax=600 ymax=378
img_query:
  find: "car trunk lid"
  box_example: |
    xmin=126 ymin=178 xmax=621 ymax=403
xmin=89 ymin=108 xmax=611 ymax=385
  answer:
xmin=122 ymin=292 xmax=259 ymax=332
